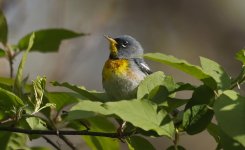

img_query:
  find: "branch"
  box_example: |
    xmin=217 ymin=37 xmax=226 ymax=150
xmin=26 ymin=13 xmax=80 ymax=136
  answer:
xmin=42 ymin=136 xmax=61 ymax=150
xmin=0 ymin=126 xmax=134 ymax=138
xmin=58 ymin=135 xmax=77 ymax=150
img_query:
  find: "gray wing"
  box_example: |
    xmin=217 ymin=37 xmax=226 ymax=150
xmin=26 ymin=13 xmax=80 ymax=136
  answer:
xmin=133 ymin=58 xmax=152 ymax=75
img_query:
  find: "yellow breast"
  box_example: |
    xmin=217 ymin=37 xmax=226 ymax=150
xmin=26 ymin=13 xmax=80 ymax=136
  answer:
xmin=102 ymin=59 xmax=129 ymax=81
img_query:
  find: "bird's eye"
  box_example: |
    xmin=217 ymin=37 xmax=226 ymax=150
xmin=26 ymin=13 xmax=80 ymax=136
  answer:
xmin=121 ymin=41 xmax=128 ymax=48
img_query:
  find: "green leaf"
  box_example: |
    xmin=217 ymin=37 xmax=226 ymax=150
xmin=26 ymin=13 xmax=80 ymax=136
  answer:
xmin=207 ymin=123 xmax=222 ymax=150
xmin=26 ymin=117 xmax=47 ymax=130
xmin=144 ymin=53 xmax=216 ymax=88
xmin=207 ymin=123 xmax=244 ymax=150
xmin=149 ymin=85 xmax=169 ymax=105
xmin=69 ymin=116 xmax=119 ymax=150
xmin=24 ymin=117 xmax=48 ymax=140
xmin=46 ymin=92 xmax=81 ymax=112
xmin=149 ymin=76 xmax=177 ymax=101
xmin=186 ymin=85 xmax=215 ymax=107
xmin=161 ymin=97 xmax=189 ymax=112
xmin=0 ymin=77 xmax=14 ymax=85
xmin=183 ymin=104 xmax=213 ymax=135
xmin=67 ymin=100 xmax=111 ymax=120
xmin=0 ymin=77 xmax=13 ymax=91
xmin=32 ymin=76 xmax=46 ymax=114
xmin=137 ymin=72 xmax=179 ymax=106
xmin=0 ymin=132 xmax=28 ymax=150
xmin=166 ymin=145 xmax=186 ymax=150
xmin=207 ymin=123 xmax=220 ymax=143
xmin=51 ymin=81 xmax=106 ymax=102
xmin=0 ymin=77 xmax=31 ymax=92
xmin=235 ymin=49 xmax=245 ymax=65
xmin=174 ymin=82 xmax=196 ymax=92
xmin=214 ymin=90 xmax=245 ymax=147
xmin=0 ymin=48 xmax=5 ymax=57
xmin=200 ymin=57 xmax=231 ymax=90
xmin=127 ymin=136 xmax=156 ymax=150
xmin=0 ymin=87 xmax=24 ymax=116
xmin=104 ymin=99 xmax=175 ymax=138
xmin=14 ymin=33 xmax=35 ymax=96
xmin=182 ymin=85 xmax=214 ymax=134
xmin=137 ymin=71 xmax=166 ymax=99
xmin=0 ymin=10 xmax=8 ymax=45
xmin=83 ymin=117 xmax=119 ymax=150
xmin=18 ymin=29 xmax=86 ymax=52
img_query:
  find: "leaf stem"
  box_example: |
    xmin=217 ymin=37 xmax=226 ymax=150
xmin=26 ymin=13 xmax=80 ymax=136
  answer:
xmin=230 ymin=66 xmax=245 ymax=89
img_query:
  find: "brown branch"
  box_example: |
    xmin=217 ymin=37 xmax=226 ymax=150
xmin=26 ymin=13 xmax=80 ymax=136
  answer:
xmin=0 ymin=126 xmax=134 ymax=138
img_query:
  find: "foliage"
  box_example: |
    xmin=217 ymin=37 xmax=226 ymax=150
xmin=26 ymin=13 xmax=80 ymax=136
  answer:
xmin=0 ymin=10 xmax=245 ymax=150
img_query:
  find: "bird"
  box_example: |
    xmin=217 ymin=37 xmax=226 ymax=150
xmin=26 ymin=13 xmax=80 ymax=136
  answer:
xmin=102 ymin=35 xmax=152 ymax=101
xmin=102 ymin=35 xmax=152 ymax=138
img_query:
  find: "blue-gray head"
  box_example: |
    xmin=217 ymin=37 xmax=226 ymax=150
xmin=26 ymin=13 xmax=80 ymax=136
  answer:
xmin=105 ymin=35 xmax=144 ymax=59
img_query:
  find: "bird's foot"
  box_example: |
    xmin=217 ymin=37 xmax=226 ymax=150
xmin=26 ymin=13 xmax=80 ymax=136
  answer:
xmin=117 ymin=121 xmax=127 ymax=142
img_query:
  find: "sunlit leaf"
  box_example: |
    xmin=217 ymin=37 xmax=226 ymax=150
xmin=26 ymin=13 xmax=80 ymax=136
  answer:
xmin=214 ymin=90 xmax=245 ymax=147
xmin=51 ymin=81 xmax=106 ymax=102
xmin=26 ymin=117 xmax=47 ymax=130
xmin=200 ymin=57 xmax=231 ymax=90
xmin=66 ymin=100 xmax=110 ymax=120
xmin=18 ymin=29 xmax=86 ymax=52
xmin=104 ymin=99 xmax=175 ymax=138
xmin=137 ymin=71 xmax=166 ymax=99
xmin=46 ymin=92 xmax=81 ymax=112
xmin=144 ymin=53 xmax=216 ymax=89
xmin=207 ymin=122 xmax=244 ymax=150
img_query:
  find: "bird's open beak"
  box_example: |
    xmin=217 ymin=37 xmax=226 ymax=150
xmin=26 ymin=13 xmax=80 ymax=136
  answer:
xmin=104 ymin=35 xmax=118 ymax=55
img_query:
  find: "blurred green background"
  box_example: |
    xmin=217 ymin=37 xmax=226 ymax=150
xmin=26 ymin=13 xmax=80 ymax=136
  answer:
xmin=0 ymin=0 xmax=245 ymax=149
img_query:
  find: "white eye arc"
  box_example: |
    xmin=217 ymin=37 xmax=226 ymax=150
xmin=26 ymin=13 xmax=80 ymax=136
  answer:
xmin=121 ymin=41 xmax=128 ymax=48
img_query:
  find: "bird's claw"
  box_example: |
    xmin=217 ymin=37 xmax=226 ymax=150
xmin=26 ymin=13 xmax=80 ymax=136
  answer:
xmin=117 ymin=121 xmax=127 ymax=142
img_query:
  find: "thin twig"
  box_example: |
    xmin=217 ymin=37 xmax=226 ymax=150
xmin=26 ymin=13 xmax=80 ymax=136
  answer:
xmin=58 ymin=134 xmax=77 ymax=150
xmin=0 ymin=126 xmax=134 ymax=138
xmin=230 ymin=66 xmax=245 ymax=89
xmin=0 ymin=118 xmax=14 ymax=124
xmin=42 ymin=136 xmax=61 ymax=150
xmin=45 ymin=122 xmax=77 ymax=150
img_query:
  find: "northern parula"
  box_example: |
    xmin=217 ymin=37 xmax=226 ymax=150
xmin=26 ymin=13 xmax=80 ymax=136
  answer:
xmin=102 ymin=35 xmax=152 ymax=100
